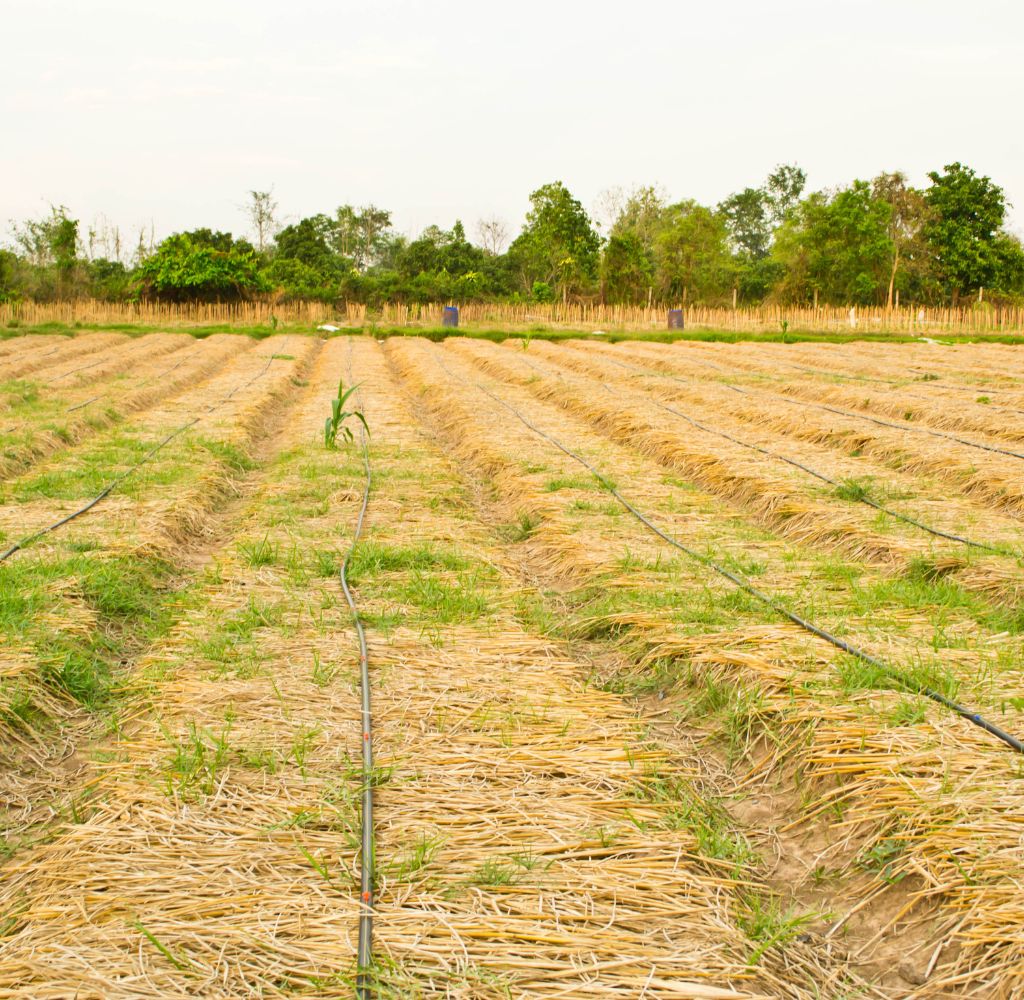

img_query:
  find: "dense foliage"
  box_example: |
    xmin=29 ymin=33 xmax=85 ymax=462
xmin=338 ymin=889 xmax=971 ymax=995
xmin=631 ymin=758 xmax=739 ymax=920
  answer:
xmin=4 ymin=163 xmax=1023 ymax=307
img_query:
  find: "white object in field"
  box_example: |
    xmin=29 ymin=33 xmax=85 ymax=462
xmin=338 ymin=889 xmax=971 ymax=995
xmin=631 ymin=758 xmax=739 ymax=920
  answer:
xmin=918 ymin=308 xmax=926 ymax=323
xmin=592 ymin=329 xmax=607 ymax=336
xmin=317 ymin=324 xmax=341 ymax=332
xmin=848 ymin=307 xmax=857 ymax=329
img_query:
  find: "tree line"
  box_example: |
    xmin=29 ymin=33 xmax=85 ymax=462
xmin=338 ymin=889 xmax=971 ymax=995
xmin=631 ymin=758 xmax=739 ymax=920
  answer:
xmin=2 ymin=162 xmax=1022 ymax=308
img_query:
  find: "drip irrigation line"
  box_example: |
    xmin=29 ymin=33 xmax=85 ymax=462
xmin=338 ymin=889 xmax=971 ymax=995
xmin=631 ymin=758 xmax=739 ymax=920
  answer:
xmin=60 ymin=344 xmax=205 ymax=418
xmin=64 ymin=395 xmax=104 ymax=414
xmin=1 ymin=346 xmax=204 ymax=434
xmin=770 ymin=360 xmax=1024 ymax=419
xmin=679 ymin=346 xmax=1019 ymax=399
xmin=434 ymin=351 xmax=1024 ymax=755
xmin=782 ymin=396 xmax=1024 ymax=461
xmin=786 ymin=360 xmax=1018 ymax=396
xmin=560 ymin=351 xmax=1007 ymax=555
xmin=341 ymin=338 xmax=375 ymax=996
xmin=44 ymin=358 xmax=105 ymax=384
xmin=615 ymin=349 xmax=1024 ymax=462
xmin=0 ymin=340 xmax=291 ymax=563
xmin=0 ymin=343 xmax=62 ymax=368
xmin=653 ymin=347 xmax=1024 ymax=421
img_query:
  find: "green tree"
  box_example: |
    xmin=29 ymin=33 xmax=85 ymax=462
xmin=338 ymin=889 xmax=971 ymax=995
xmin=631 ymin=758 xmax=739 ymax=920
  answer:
xmin=600 ymin=233 xmax=654 ymax=303
xmin=652 ymin=201 xmax=735 ymax=304
xmin=398 ymin=220 xmax=485 ymax=279
xmin=508 ymin=182 xmax=601 ymax=300
xmin=764 ymin=164 xmax=807 ymax=224
xmin=136 ymin=231 xmax=268 ymax=301
xmin=924 ymin=163 xmax=1007 ymax=302
xmin=87 ymin=259 xmax=132 ymax=301
xmin=610 ymin=185 xmax=668 ymax=251
xmin=11 ymin=205 xmax=83 ymax=297
xmin=992 ymin=232 xmax=1024 ymax=298
xmin=333 ymin=205 xmax=393 ymax=271
xmin=273 ymin=216 xmax=349 ymax=276
xmin=772 ymin=181 xmax=892 ymax=304
xmin=871 ymin=172 xmax=931 ymax=308
xmin=0 ymin=249 xmax=20 ymax=302
xmin=718 ymin=165 xmax=806 ymax=302
xmin=718 ymin=187 xmax=771 ymax=260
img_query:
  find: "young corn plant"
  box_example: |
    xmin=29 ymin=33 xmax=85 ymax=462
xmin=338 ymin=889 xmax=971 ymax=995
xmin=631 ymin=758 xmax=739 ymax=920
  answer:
xmin=324 ymin=380 xmax=368 ymax=449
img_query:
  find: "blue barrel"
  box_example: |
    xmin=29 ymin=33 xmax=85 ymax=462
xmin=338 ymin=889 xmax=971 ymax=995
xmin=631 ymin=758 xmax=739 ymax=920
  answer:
xmin=668 ymin=309 xmax=684 ymax=330
xmin=442 ymin=306 xmax=460 ymax=328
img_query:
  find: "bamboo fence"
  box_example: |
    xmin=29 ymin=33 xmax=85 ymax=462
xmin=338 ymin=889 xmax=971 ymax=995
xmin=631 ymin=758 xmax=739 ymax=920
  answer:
xmin=3 ymin=298 xmax=1024 ymax=335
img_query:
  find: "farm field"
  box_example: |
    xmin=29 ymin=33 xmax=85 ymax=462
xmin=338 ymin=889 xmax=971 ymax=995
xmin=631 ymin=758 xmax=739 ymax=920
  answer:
xmin=0 ymin=332 xmax=1023 ymax=997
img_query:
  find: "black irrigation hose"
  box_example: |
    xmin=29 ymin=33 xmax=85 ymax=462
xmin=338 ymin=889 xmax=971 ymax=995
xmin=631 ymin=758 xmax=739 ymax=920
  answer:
xmin=768 ymin=360 xmax=1024 ymax=419
xmin=341 ymin=338 xmax=375 ymax=997
xmin=0 ymin=340 xmax=291 ymax=563
xmin=64 ymin=395 xmax=104 ymax=414
xmin=679 ymin=346 xmax=1020 ymax=399
xmin=59 ymin=344 xmax=205 ymax=418
xmin=435 ymin=351 xmax=1024 ymax=755
xmin=780 ymin=395 xmax=1024 ymax=461
xmin=566 ymin=351 xmax=1007 ymax=555
xmin=44 ymin=357 xmax=105 ymax=384
xmin=0 ymin=343 xmax=62 ymax=369
xmin=615 ymin=348 xmax=1024 ymax=462
xmin=2 ymin=347 xmax=203 ymax=433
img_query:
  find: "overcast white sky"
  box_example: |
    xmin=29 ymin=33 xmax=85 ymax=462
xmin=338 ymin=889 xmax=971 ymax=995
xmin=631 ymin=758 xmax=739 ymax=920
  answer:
xmin=3 ymin=0 xmax=1022 ymax=250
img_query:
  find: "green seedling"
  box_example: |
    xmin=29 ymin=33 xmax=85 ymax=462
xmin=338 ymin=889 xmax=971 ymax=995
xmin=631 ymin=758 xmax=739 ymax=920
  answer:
xmin=133 ymin=920 xmax=192 ymax=971
xmin=324 ymin=379 xmax=368 ymax=449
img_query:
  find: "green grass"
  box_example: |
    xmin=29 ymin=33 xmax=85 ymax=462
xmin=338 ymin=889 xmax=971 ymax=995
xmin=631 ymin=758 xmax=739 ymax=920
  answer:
xmin=471 ymin=858 xmax=520 ymax=887
xmin=737 ymin=893 xmax=821 ymax=965
xmin=4 ymin=430 xmax=216 ymax=503
xmin=0 ymin=550 xmax=180 ymax=709
xmin=346 ymin=541 xmax=470 ymax=581
xmin=0 ymin=380 xmax=40 ymax=407
xmin=195 ymin=596 xmax=282 ymax=669
xmin=496 ymin=511 xmax=539 ymax=542
xmin=387 ymin=832 xmax=444 ymax=881
xmin=12 ymin=321 xmax=1024 ymax=345
xmin=544 ymin=474 xmax=606 ymax=493
xmin=238 ymin=534 xmax=279 ymax=567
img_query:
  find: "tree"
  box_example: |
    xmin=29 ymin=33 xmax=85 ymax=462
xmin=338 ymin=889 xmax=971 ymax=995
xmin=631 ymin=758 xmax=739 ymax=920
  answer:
xmin=87 ymin=258 xmax=132 ymax=301
xmin=764 ymin=164 xmax=807 ymax=225
xmin=718 ymin=187 xmax=771 ymax=260
xmin=0 ymin=249 xmax=20 ymax=302
xmin=600 ymin=233 xmax=653 ymax=303
xmin=871 ymin=172 xmax=930 ymax=308
xmin=924 ymin=163 xmax=1007 ymax=302
xmin=475 ymin=216 xmax=509 ymax=255
xmin=136 ymin=231 xmax=268 ymax=301
xmin=652 ymin=201 xmax=735 ymax=304
xmin=398 ymin=220 xmax=485 ymax=280
xmin=11 ymin=205 xmax=82 ymax=296
xmin=771 ymin=181 xmax=892 ymax=304
xmin=508 ymin=182 xmax=602 ymax=301
xmin=333 ymin=205 xmax=393 ymax=271
xmin=592 ymin=186 xmax=626 ymax=235
xmin=274 ymin=216 xmax=348 ymax=276
xmin=85 ymin=215 xmax=125 ymax=264
xmin=717 ymin=166 xmax=805 ymax=303
xmin=610 ymin=185 xmax=668 ymax=252
xmin=992 ymin=231 xmax=1024 ymax=298
xmin=246 ymin=189 xmax=278 ymax=252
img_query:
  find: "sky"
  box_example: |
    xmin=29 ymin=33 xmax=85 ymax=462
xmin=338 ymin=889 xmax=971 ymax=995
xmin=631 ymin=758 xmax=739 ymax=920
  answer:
xmin=3 ymin=0 xmax=1022 ymax=252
